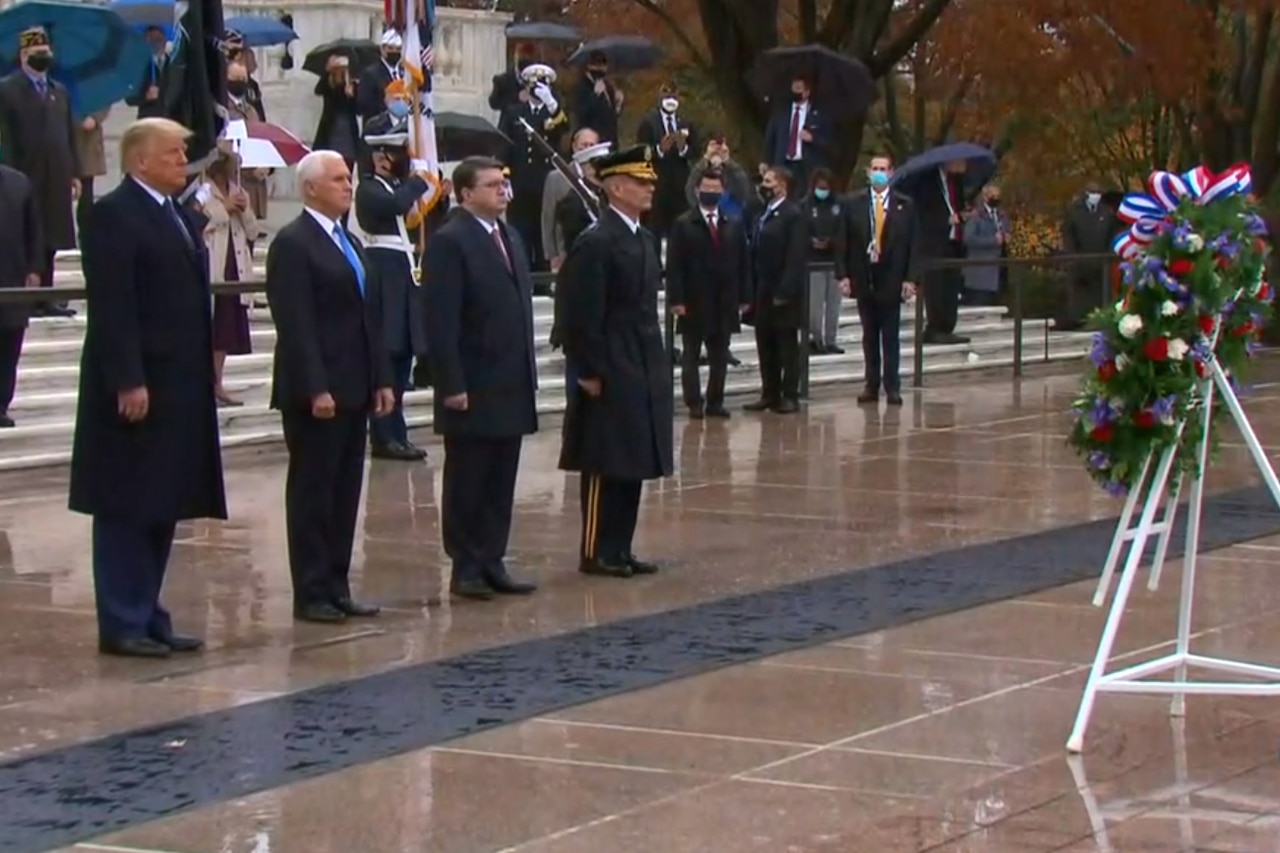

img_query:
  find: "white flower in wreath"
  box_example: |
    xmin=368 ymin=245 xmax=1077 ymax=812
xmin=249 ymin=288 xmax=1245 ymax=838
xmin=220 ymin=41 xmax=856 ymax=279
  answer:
xmin=1115 ymin=353 xmax=1129 ymax=371
xmin=1161 ymin=300 xmax=1180 ymax=316
xmin=1185 ymin=232 xmax=1204 ymax=252
xmin=1251 ymin=269 xmax=1266 ymax=295
xmin=1118 ymin=314 xmax=1144 ymax=338
xmin=1167 ymin=338 xmax=1189 ymax=361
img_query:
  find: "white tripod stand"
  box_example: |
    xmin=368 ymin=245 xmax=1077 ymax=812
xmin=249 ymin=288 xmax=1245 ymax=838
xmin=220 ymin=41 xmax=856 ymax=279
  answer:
xmin=1067 ymin=356 xmax=1280 ymax=753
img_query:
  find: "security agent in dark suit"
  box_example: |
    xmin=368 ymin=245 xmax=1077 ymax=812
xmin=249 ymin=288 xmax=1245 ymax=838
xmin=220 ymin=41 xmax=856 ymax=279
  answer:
xmin=68 ymin=119 xmax=227 ymax=658
xmin=835 ymin=155 xmax=920 ymax=406
xmin=266 ymin=150 xmax=395 ymax=624
xmin=667 ymin=168 xmax=752 ymax=418
xmin=743 ymin=166 xmax=808 ymax=414
xmin=557 ymin=144 xmax=674 ymax=578
xmin=762 ymin=77 xmax=830 ymax=200
xmin=422 ymin=156 xmax=539 ymax=600
xmin=354 ymin=122 xmax=433 ymax=461
xmin=0 ymin=164 xmax=41 ymax=427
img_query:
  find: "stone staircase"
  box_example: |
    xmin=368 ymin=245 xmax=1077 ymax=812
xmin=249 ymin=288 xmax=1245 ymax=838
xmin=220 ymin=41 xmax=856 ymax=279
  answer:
xmin=2 ymin=253 xmax=1092 ymax=471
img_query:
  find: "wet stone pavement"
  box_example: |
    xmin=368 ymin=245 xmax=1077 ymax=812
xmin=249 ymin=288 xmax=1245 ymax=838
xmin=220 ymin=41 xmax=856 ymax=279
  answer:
xmin=5 ymin=366 xmax=1280 ymax=851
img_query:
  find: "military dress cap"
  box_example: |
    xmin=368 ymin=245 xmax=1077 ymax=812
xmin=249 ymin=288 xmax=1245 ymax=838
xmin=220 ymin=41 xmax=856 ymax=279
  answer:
xmin=363 ymin=111 xmax=408 ymax=140
xmin=571 ymin=141 xmax=612 ymax=166
xmin=594 ymin=144 xmax=657 ymax=182
xmin=19 ymin=26 xmax=49 ymax=49
xmin=520 ymin=63 xmax=556 ymax=84
xmin=365 ymin=130 xmax=409 ymax=151
xmin=380 ymin=28 xmax=403 ymax=48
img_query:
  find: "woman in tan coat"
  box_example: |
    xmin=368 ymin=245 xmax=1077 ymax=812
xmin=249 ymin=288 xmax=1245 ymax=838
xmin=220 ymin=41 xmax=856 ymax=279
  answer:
xmin=73 ymin=106 xmax=110 ymax=238
xmin=196 ymin=151 xmax=257 ymax=406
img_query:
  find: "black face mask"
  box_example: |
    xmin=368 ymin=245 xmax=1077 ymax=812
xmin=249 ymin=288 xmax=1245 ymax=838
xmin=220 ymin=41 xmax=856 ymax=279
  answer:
xmin=790 ymin=91 xmax=805 ymax=103
xmin=697 ymin=190 xmax=722 ymax=208
xmin=987 ymin=198 xmax=1001 ymax=208
xmin=759 ymin=185 xmax=776 ymax=201
xmin=226 ymin=80 xmax=248 ymax=97
xmin=390 ymin=154 xmax=409 ymax=177
xmin=25 ymin=52 xmax=52 ymax=72
xmin=385 ymin=51 xmax=401 ymax=65
xmin=588 ymin=67 xmax=606 ymax=78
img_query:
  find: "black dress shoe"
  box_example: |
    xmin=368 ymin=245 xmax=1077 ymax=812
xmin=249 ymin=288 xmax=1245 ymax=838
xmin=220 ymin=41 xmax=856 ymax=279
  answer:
xmin=99 ymin=637 xmax=171 ymax=658
xmin=405 ymin=442 xmax=428 ymax=460
xmin=743 ymin=398 xmax=777 ymax=412
xmin=450 ymin=577 xmax=495 ymax=600
xmin=705 ymin=406 xmax=730 ymax=419
xmin=157 ymin=634 xmax=204 ymax=652
xmin=579 ymin=558 xmax=633 ymax=578
xmin=886 ymin=393 xmax=904 ymax=406
xmin=371 ymin=442 xmax=422 ymax=461
xmin=688 ymin=404 xmax=705 ymax=419
xmin=773 ymin=399 xmax=800 ymax=414
xmin=857 ymin=389 xmax=879 ymax=405
xmin=0 ymin=413 xmax=14 ymax=428
xmin=625 ymin=554 xmax=660 ymax=575
xmin=334 ymin=597 xmax=381 ymax=617
xmin=827 ymin=345 xmax=845 ymax=354
xmin=294 ymin=602 xmax=347 ymax=623
xmin=727 ymin=354 xmax=742 ymax=367
xmin=484 ymin=565 xmax=537 ymax=595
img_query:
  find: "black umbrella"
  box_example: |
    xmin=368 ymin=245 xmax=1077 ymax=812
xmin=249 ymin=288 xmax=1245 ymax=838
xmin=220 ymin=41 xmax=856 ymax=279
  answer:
xmin=566 ymin=35 xmax=660 ymax=72
xmin=891 ymin=142 xmax=996 ymax=193
xmin=304 ymin=37 xmax=379 ymax=76
xmin=748 ymin=44 xmax=875 ymax=118
xmin=505 ymin=21 xmax=581 ymax=43
xmin=435 ymin=112 xmax=511 ymax=161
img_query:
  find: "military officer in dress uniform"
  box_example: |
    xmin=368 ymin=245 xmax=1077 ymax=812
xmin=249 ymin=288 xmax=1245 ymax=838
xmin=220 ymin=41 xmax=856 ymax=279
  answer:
xmin=556 ymin=145 xmax=674 ymax=579
xmin=500 ymin=62 xmax=568 ymax=272
xmin=353 ymin=121 xmax=435 ymax=460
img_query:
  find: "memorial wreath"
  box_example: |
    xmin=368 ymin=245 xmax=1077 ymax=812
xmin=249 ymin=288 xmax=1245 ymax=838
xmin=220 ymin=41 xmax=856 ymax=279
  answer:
xmin=1068 ymin=165 xmax=1271 ymax=495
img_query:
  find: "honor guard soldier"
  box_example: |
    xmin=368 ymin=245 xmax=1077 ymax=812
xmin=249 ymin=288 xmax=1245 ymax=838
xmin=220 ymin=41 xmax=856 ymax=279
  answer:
xmin=556 ymin=144 xmax=674 ymax=579
xmin=354 ymin=121 xmax=435 ymax=460
xmin=500 ymin=62 xmax=568 ymax=272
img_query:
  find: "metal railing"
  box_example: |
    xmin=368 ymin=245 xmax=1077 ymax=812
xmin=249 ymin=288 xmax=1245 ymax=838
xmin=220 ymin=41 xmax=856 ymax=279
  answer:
xmin=16 ymin=250 xmax=1119 ymax=396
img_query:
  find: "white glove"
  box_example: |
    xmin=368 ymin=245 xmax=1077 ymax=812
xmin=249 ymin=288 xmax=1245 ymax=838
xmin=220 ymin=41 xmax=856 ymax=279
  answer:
xmin=194 ymin=182 xmax=213 ymax=206
xmin=410 ymin=158 xmax=430 ymax=174
xmin=533 ymin=82 xmax=558 ymax=113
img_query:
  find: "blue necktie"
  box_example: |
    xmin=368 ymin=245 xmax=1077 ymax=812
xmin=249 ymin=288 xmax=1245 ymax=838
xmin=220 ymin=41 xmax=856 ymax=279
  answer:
xmin=333 ymin=224 xmax=365 ymax=296
xmin=34 ymin=78 xmax=46 ymax=99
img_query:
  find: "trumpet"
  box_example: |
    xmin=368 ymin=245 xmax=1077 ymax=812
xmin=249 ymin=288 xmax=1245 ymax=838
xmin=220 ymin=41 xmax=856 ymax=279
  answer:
xmin=516 ymin=116 xmax=600 ymax=222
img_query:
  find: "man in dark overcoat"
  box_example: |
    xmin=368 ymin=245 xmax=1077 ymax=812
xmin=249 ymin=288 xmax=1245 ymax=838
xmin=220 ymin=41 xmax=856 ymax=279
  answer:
xmin=0 ymin=164 xmax=42 ymax=427
xmin=666 ymin=167 xmax=751 ymax=419
xmin=557 ymin=144 xmax=673 ymax=578
xmin=422 ymin=156 xmax=539 ymax=601
xmin=0 ymin=26 xmax=80 ymax=317
xmin=354 ymin=120 xmax=433 ymax=461
xmin=68 ymin=118 xmax=227 ymax=658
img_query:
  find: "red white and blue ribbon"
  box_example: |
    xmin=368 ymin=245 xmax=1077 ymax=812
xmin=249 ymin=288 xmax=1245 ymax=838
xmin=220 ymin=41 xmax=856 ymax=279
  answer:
xmin=1111 ymin=164 xmax=1253 ymax=259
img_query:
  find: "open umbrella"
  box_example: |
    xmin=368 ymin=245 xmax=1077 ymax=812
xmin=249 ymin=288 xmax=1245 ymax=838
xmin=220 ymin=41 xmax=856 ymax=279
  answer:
xmin=891 ymin=142 xmax=996 ymax=194
xmin=749 ymin=44 xmax=874 ymax=118
xmin=566 ymin=35 xmax=660 ymax=72
xmin=505 ymin=21 xmax=581 ymax=43
xmin=224 ymin=15 xmax=296 ymax=48
xmin=0 ymin=1 xmax=153 ymax=116
xmin=106 ymin=0 xmax=173 ymax=32
xmin=303 ymin=37 xmax=378 ymax=76
xmin=434 ymin=111 xmax=511 ymax=161
xmin=229 ymin=120 xmax=310 ymax=168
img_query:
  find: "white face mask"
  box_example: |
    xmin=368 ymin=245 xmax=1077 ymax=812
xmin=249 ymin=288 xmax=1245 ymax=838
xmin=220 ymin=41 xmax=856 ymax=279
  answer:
xmin=1085 ymin=192 xmax=1101 ymax=206
xmin=660 ymin=97 xmax=678 ymax=113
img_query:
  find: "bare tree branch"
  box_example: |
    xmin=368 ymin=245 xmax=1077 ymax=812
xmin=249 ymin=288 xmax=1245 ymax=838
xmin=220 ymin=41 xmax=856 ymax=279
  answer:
xmin=625 ymin=0 xmax=711 ymax=67
xmin=867 ymin=0 xmax=952 ymax=78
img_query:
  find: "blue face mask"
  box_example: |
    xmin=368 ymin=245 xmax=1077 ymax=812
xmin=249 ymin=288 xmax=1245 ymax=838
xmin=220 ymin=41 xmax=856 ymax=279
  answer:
xmin=387 ymin=100 xmax=410 ymax=119
xmin=813 ymin=188 xmax=830 ymax=201
xmin=697 ymin=190 xmax=722 ymax=208
xmin=868 ymin=171 xmax=890 ymax=189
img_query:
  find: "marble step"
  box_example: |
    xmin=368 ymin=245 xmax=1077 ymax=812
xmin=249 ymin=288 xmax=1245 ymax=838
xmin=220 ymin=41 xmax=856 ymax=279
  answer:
xmin=0 ymin=330 xmax=1090 ymax=467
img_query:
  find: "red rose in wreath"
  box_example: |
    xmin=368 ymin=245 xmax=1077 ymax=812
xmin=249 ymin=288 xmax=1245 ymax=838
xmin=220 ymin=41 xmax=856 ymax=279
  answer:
xmin=1132 ymin=410 xmax=1156 ymax=429
xmin=1197 ymin=315 xmax=1215 ymax=335
xmin=1143 ymin=337 xmax=1170 ymax=360
xmin=1098 ymin=361 xmax=1117 ymax=381
xmin=1169 ymin=258 xmax=1195 ymax=277
xmin=1259 ymin=282 xmax=1272 ymax=301
xmin=1231 ymin=320 xmax=1256 ymax=337
xmin=1091 ymin=424 xmax=1115 ymax=443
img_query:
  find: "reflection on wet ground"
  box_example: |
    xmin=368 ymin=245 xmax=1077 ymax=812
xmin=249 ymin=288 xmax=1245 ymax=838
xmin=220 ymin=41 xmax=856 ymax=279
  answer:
xmin=5 ymin=366 xmax=1280 ymax=851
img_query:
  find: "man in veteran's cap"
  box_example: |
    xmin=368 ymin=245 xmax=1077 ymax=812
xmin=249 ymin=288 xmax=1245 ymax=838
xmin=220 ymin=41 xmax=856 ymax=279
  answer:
xmin=555 ymin=144 xmax=673 ymax=579
xmin=356 ymin=28 xmax=405 ymax=122
xmin=0 ymin=25 xmax=82 ymax=318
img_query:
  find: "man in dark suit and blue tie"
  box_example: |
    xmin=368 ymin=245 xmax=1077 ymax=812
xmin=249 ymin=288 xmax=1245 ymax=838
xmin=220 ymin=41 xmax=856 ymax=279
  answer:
xmin=267 ymin=150 xmax=395 ymax=624
xmin=423 ymin=156 xmax=539 ymax=600
xmin=68 ymin=118 xmax=228 ymax=658
xmin=835 ymin=154 xmax=920 ymax=406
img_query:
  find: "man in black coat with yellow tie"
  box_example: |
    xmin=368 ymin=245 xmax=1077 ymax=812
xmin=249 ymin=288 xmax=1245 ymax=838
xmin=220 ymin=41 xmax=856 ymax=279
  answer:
xmin=68 ymin=118 xmax=227 ymax=658
xmin=743 ymin=165 xmax=808 ymax=414
xmin=557 ymin=144 xmax=673 ymax=578
xmin=267 ymin=150 xmax=395 ymax=624
xmin=836 ymin=154 xmax=920 ymax=406
xmin=422 ymin=156 xmax=539 ymax=601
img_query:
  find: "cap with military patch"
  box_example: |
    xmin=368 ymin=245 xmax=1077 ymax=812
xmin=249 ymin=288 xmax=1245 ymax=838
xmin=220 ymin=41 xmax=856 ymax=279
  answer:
xmin=19 ymin=26 xmax=49 ymax=49
xmin=594 ymin=144 xmax=657 ymax=182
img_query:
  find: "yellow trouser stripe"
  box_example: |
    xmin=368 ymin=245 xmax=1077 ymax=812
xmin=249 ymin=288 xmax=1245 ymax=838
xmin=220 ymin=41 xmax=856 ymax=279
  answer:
xmin=584 ymin=474 xmax=601 ymax=559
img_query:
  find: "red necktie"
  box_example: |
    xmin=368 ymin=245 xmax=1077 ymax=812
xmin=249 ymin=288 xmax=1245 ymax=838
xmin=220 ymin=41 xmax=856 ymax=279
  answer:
xmin=707 ymin=214 xmax=719 ymax=246
xmin=787 ymin=106 xmax=800 ymax=159
xmin=492 ymin=226 xmax=511 ymax=271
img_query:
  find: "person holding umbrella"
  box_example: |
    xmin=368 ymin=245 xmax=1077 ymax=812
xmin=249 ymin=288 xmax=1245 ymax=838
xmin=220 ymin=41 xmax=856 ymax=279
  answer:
xmin=125 ymin=25 xmax=170 ymax=119
xmin=571 ymin=50 xmax=622 ymax=144
xmin=761 ymin=76 xmax=829 ymax=199
xmin=311 ymin=53 xmax=360 ymax=172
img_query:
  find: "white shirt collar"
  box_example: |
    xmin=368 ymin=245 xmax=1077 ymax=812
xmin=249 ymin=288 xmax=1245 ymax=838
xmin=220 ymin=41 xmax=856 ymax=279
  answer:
xmin=467 ymin=209 xmax=501 ymax=234
xmin=766 ymin=198 xmax=784 ymax=216
xmin=701 ymin=206 xmax=717 ymax=219
xmin=872 ymin=189 xmax=889 ymax=204
xmin=611 ymin=206 xmax=640 ymax=233
xmin=130 ymin=175 xmax=169 ymax=206
xmin=306 ymin=206 xmax=340 ymax=237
